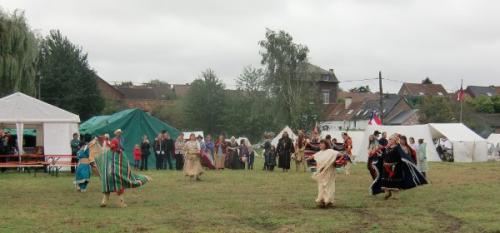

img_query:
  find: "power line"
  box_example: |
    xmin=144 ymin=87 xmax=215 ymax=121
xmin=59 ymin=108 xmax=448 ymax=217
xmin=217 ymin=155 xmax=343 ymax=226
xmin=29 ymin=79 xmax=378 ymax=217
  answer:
xmin=339 ymin=78 xmax=378 ymax=83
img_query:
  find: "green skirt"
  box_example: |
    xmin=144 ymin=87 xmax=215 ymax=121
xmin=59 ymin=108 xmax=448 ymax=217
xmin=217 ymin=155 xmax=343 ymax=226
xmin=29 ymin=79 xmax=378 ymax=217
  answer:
xmin=94 ymin=150 xmax=149 ymax=193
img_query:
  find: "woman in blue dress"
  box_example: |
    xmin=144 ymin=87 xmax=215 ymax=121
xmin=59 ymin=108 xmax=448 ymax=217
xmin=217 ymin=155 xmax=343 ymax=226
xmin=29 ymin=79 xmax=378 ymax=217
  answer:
xmin=74 ymin=143 xmax=91 ymax=192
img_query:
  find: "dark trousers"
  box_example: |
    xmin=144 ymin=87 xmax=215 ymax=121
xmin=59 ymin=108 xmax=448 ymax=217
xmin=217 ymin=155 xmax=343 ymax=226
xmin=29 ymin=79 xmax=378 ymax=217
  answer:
xmin=141 ymin=154 xmax=149 ymax=171
xmin=163 ymin=152 xmax=174 ymax=170
xmin=175 ymin=153 xmax=184 ymax=170
xmin=134 ymin=160 xmax=140 ymax=169
xmin=155 ymin=153 xmax=163 ymax=170
xmin=247 ymin=152 xmax=255 ymax=170
xmin=71 ymin=152 xmax=77 ymax=173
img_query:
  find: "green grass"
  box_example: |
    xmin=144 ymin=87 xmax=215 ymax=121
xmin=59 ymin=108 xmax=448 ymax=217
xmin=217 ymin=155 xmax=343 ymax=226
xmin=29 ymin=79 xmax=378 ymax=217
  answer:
xmin=0 ymin=159 xmax=499 ymax=233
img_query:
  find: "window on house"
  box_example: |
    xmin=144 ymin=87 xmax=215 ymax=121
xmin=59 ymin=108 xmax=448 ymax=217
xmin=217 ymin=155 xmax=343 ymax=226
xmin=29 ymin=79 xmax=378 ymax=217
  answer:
xmin=347 ymin=109 xmax=354 ymax=114
xmin=419 ymin=92 xmax=425 ymax=96
xmin=487 ymin=92 xmax=492 ymax=96
xmin=322 ymin=75 xmax=331 ymax=81
xmin=322 ymin=91 xmax=330 ymax=104
xmin=356 ymin=110 xmax=363 ymax=116
xmin=438 ymin=92 xmax=443 ymax=96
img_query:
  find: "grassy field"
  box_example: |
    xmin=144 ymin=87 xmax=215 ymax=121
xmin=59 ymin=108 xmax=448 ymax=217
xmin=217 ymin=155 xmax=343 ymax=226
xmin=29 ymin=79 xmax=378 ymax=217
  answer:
xmin=0 ymin=159 xmax=499 ymax=233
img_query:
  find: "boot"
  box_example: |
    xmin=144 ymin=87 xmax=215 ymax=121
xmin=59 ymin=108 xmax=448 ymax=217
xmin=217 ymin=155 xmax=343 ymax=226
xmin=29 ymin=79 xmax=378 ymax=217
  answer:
xmin=384 ymin=190 xmax=392 ymax=200
xmin=100 ymin=193 xmax=110 ymax=207
xmin=118 ymin=194 xmax=127 ymax=208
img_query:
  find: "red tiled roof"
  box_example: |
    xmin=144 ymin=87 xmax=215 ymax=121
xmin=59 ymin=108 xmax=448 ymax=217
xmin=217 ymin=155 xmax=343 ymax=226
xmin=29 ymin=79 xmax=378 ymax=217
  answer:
xmin=337 ymin=91 xmax=378 ymax=103
xmin=399 ymin=83 xmax=448 ymax=96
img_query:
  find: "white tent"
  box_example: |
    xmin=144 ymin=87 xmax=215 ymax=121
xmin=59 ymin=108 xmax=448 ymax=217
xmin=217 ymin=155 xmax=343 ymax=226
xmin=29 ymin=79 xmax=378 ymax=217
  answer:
xmin=320 ymin=130 xmax=365 ymax=160
xmin=183 ymin=131 xmax=204 ymax=139
xmin=487 ymin=134 xmax=500 ymax=147
xmin=0 ymin=92 xmax=80 ymax=162
xmin=428 ymin=123 xmax=488 ymax=162
xmin=357 ymin=124 xmax=441 ymax=163
xmin=271 ymin=126 xmax=297 ymax=146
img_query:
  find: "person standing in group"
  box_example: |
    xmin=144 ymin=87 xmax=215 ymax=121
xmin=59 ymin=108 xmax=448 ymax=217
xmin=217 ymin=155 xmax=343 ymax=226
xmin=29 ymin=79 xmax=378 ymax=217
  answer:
xmin=214 ymin=135 xmax=227 ymax=170
xmin=174 ymin=134 xmax=185 ymax=170
xmin=239 ymin=139 xmax=248 ymax=169
xmin=245 ymin=139 xmax=255 ymax=170
xmin=262 ymin=133 xmax=273 ymax=170
xmin=277 ymin=132 xmax=294 ymax=172
xmin=140 ymin=135 xmax=151 ymax=171
xmin=133 ymin=144 xmax=141 ymax=170
xmin=378 ymin=132 xmax=388 ymax=146
xmin=154 ymin=133 xmax=164 ymax=170
xmin=308 ymin=139 xmax=339 ymax=208
xmin=94 ymin=129 xmax=150 ymax=207
xmin=400 ymin=135 xmax=417 ymax=164
xmin=205 ymin=134 xmax=215 ymax=164
xmin=70 ymin=133 xmax=81 ymax=173
xmin=416 ymin=139 xmax=428 ymax=177
xmin=367 ymin=134 xmax=380 ymax=180
xmin=294 ymin=131 xmax=307 ymax=172
xmin=409 ymin=137 xmax=418 ymax=153
xmin=342 ymin=132 xmax=353 ymax=175
xmin=183 ymin=133 xmax=203 ymax=181
xmin=266 ymin=145 xmax=277 ymax=171
xmin=226 ymin=137 xmax=239 ymax=169
xmin=163 ymin=132 xmax=175 ymax=170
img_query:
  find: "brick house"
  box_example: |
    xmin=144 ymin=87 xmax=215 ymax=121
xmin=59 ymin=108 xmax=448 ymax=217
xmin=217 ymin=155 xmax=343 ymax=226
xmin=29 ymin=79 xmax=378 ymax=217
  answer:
xmin=95 ymin=75 xmax=124 ymax=101
xmin=320 ymin=94 xmax=418 ymax=131
xmin=306 ymin=64 xmax=339 ymax=105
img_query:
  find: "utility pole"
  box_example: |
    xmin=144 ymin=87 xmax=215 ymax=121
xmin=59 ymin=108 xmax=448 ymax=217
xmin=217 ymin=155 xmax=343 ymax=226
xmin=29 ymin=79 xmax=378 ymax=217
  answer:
xmin=460 ymin=79 xmax=463 ymax=123
xmin=379 ymin=71 xmax=383 ymax=124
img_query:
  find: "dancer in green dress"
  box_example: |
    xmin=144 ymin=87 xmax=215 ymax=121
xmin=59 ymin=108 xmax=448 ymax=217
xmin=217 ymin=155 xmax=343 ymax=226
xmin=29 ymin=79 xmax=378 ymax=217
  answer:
xmin=89 ymin=129 xmax=151 ymax=208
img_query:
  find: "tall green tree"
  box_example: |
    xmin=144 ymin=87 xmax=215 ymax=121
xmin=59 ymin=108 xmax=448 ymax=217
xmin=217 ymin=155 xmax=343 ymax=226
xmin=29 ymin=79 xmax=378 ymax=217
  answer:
xmin=259 ymin=29 xmax=313 ymax=128
xmin=223 ymin=66 xmax=277 ymax=141
xmin=349 ymin=85 xmax=371 ymax=93
xmin=0 ymin=10 xmax=39 ymax=97
xmin=419 ymin=96 xmax=455 ymax=123
xmin=39 ymin=30 xmax=104 ymax=120
xmin=183 ymin=69 xmax=226 ymax=134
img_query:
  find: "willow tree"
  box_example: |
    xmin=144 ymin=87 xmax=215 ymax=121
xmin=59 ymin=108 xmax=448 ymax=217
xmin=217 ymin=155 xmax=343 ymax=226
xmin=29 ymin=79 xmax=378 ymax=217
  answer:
xmin=0 ymin=10 xmax=39 ymax=97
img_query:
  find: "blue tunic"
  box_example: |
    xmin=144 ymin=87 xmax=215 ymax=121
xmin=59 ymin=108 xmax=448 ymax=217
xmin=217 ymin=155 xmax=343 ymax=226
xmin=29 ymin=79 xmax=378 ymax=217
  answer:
xmin=74 ymin=145 xmax=91 ymax=192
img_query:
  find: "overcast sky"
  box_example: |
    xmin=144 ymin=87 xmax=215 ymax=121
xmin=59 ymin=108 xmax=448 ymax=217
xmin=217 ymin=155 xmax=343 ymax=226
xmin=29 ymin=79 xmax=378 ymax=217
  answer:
xmin=1 ymin=0 xmax=499 ymax=92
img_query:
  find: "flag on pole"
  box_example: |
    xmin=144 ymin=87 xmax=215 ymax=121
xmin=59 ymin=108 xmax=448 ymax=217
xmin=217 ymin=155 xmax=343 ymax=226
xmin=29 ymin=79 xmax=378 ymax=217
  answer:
xmin=457 ymin=83 xmax=465 ymax=102
xmin=368 ymin=111 xmax=382 ymax=125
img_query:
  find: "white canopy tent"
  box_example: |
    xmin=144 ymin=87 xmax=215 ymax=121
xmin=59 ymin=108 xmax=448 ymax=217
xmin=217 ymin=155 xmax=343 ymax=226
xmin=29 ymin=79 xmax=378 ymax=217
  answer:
xmin=428 ymin=123 xmax=488 ymax=162
xmin=487 ymin=134 xmax=500 ymax=147
xmin=271 ymin=126 xmax=297 ymax=146
xmin=0 ymin=92 xmax=80 ymax=159
xmin=357 ymin=124 xmax=441 ymax=163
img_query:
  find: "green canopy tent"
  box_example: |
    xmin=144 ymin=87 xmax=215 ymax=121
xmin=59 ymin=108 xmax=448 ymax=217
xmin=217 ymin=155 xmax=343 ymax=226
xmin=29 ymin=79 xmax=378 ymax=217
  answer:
xmin=79 ymin=108 xmax=181 ymax=168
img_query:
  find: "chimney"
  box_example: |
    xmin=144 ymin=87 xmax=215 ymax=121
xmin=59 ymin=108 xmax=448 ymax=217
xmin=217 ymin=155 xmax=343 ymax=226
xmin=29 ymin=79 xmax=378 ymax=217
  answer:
xmin=329 ymin=69 xmax=334 ymax=73
xmin=345 ymin=97 xmax=352 ymax=109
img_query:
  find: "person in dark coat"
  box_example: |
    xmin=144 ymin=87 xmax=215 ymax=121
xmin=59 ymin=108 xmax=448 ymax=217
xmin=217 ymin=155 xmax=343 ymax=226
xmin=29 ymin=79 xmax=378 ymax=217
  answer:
xmin=163 ymin=132 xmax=175 ymax=170
xmin=277 ymin=132 xmax=295 ymax=172
xmin=140 ymin=135 xmax=151 ymax=171
xmin=154 ymin=133 xmax=164 ymax=170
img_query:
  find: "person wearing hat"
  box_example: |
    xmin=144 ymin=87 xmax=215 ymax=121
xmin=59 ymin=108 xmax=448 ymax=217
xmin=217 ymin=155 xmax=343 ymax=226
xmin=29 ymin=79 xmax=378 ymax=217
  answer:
xmin=92 ymin=129 xmax=151 ymax=208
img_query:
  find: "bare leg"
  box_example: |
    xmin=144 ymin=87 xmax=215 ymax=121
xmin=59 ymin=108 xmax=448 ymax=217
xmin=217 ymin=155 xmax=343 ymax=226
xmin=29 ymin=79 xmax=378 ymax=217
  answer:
xmin=100 ymin=193 xmax=110 ymax=207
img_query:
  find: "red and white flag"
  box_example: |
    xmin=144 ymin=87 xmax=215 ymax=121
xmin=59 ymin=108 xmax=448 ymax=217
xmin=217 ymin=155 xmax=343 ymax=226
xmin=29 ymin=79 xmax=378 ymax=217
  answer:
xmin=368 ymin=111 xmax=382 ymax=125
xmin=457 ymin=83 xmax=464 ymax=102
